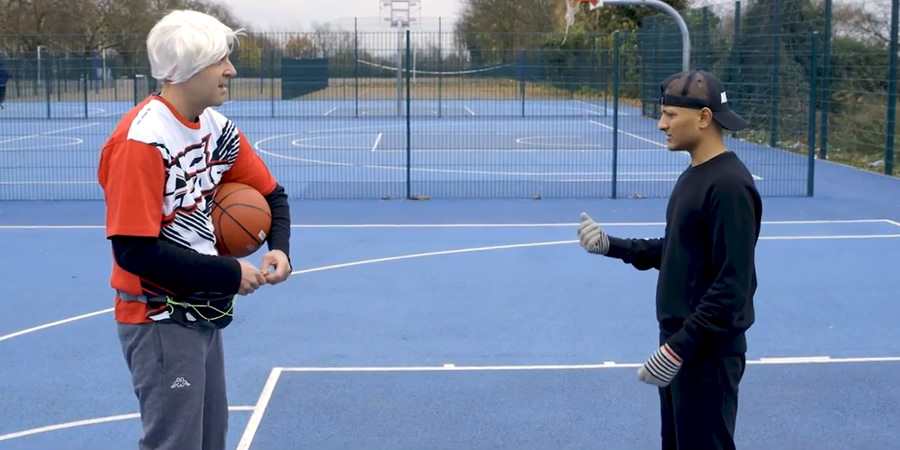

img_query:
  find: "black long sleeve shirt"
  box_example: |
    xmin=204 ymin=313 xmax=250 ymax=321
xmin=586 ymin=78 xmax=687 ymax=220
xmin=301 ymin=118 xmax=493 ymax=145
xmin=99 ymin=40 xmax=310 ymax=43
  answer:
xmin=110 ymin=184 xmax=291 ymax=298
xmin=606 ymin=151 xmax=762 ymax=359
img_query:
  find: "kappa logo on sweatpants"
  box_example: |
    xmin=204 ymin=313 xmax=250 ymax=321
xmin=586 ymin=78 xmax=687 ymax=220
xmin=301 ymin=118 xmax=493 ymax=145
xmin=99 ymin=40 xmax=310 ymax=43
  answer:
xmin=170 ymin=377 xmax=191 ymax=388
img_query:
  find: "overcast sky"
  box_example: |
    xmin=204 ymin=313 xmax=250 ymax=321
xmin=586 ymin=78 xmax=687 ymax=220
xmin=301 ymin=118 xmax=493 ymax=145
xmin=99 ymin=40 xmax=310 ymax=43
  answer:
xmin=217 ymin=0 xmax=464 ymax=31
xmin=216 ymin=0 xmax=872 ymax=32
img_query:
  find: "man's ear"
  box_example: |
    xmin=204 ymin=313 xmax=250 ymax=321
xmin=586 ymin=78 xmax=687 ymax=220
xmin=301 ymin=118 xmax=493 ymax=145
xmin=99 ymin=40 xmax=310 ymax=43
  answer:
xmin=698 ymin=107 xmax=715 ymax=129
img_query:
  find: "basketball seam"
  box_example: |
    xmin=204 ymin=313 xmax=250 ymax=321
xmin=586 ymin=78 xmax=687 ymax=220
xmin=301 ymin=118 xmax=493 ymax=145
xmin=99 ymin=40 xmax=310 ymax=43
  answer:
xmin=214 ymin=206 xmax=234 ymax=256
xmin=220 ymin=206 xmax=265 ymax=245
xmin=213 ymin=186 xmax=253 ymax=208
xmin=235 ymin=204 xmax=272 ymax=218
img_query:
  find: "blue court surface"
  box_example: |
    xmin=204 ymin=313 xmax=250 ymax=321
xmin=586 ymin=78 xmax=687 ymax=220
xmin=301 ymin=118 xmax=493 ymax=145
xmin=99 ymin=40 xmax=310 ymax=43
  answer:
xmin=0 ymin=98 xmax=807 ymax=201
xmin=2 ymin=98 xmax=900 ymax=449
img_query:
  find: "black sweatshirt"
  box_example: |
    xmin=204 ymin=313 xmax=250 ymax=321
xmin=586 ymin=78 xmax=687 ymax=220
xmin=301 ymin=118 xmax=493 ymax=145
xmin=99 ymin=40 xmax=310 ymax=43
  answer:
xmin=110 ymin=184 xmax=291 ymax=298
xmin=606 ymin=151 xmax=762 ymax=359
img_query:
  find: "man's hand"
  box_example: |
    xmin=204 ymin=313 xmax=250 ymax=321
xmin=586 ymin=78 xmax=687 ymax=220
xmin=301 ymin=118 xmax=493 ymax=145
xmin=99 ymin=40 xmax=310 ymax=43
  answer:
xmin=637 ymin=343 xmax=683 ymax=387
xmin=577 ymin=212 xmax=610 ymax=255
xmin=238 ymin=260 xmax=267 ymax=295
xmin=260 ymin=249 xmax=291 ymax=285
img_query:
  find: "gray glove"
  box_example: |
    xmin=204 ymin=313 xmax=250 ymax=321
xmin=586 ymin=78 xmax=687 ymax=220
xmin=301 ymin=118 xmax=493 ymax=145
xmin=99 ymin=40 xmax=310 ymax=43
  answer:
xmin=577 ymin=212 xmax=610 ymax=255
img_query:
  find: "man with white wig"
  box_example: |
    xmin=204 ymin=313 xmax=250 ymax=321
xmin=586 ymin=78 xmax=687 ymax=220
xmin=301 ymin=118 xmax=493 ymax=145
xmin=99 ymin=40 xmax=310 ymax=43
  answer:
xmin=97 ymin=9 xmax=293 ymax=450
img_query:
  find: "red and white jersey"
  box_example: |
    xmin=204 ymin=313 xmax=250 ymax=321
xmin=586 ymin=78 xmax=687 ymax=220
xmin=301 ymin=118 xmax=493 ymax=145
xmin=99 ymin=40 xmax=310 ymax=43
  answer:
xmin=98 ymin=94 xmax=277 ymax=323
xmin=124 ymin=97 xmax=243 ymax=255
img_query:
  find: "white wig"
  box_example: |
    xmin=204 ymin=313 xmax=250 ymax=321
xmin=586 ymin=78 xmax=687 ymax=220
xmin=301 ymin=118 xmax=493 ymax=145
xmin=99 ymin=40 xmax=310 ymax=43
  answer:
xmin=147 ymin=10 xmax=244 ymax=84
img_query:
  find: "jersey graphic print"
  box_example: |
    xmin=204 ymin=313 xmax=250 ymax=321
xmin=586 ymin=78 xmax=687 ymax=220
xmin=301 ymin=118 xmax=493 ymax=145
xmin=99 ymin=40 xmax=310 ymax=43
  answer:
xmin=129 ymin=101 xmax=241 ymax=256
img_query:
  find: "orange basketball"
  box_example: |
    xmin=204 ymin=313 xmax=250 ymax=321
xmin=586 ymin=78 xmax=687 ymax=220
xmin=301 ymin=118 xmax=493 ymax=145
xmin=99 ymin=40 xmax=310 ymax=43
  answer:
xmin=210 ymin=182 xmax=272 ymax=258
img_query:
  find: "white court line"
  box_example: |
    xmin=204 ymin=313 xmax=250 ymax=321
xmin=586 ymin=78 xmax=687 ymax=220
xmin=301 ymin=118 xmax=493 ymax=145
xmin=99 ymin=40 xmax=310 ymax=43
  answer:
xmin=0 ymin=218 xmax=896 ymax=230
xmin=371 ymin=132 xmax=383 ymax=152
xmin=0 ymin=406 xmax=255 ymax=442
xmin=0 ymin=308 xmax=114 ymax=343
xmin=588 ymin=119 xmax=667 ymax=149
xmin=42 ymin=123 xmax=100 ymax=135
xmin=323 ymin=106 xmax=338 ymax=116
xmin=277 ymin=356 xmax=900 ymax=373
xmin=464 ymin=105 xmax=475 ymax=116
xmin=0 ymin=240 xmax=575 ymax=344
xmin=253 ymin=124 xmax=729 ymax=179
xmin=0 ymin=181 xmax=93 ymax=185
xmin=763 ymin=234 xmax=900 ymax=240
xmin=587 ymin=119 xmax=768 ymax=181
xmin=572 ymin=99 xmax=628 ymax=115
xmin=228 ymin=355 xmax=900 ymax=449
xmin=370 ymin=148 xmax=673 ymax=153
xmin=1 ymin=230 xmax=897 ymax=443
xmin=0 ymin=122 xmax=99 ymax=145
xmin=0 ymin=227 xmax=896 ymax=342
xmin=236 ymin=369 xmax=283 ymax=450
xmin=0 ymin=228 xmax=896 ymax=344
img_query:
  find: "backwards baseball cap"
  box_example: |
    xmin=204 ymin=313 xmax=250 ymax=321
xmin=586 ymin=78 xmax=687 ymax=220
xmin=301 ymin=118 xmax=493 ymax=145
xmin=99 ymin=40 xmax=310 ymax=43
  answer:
xmin=659 ymin=69 xmax=749 ymax=132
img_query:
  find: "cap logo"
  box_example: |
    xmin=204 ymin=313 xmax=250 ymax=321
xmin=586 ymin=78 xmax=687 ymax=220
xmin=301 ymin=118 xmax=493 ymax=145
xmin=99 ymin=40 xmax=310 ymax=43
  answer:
xmin=720 ymin=92 xmax=728 ymax=104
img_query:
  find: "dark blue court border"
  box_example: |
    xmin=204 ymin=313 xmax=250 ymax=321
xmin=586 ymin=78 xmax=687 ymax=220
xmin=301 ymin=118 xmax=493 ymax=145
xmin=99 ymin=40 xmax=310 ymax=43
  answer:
xmin=248 ymin=361 xmax=900 ymax=450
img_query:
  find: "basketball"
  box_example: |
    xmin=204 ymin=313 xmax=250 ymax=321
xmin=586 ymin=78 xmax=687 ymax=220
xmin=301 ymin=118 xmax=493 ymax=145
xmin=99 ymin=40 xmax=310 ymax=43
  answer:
xmin=210 ymin=182 xmax=272 ymax=258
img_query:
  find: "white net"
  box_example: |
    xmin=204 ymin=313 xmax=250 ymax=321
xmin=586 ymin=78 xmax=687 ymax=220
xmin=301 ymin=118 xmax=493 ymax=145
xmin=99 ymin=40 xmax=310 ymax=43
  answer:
xmin=563 ymin=0 xmax=601 ymax=44
xmin=565 ymin=0 xmax=578 ymax=27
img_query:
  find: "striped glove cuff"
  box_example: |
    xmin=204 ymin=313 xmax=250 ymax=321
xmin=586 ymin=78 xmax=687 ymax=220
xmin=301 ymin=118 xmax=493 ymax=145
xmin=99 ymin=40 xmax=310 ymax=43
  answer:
xmin=637 ymin=344 xmax=683 ymax=387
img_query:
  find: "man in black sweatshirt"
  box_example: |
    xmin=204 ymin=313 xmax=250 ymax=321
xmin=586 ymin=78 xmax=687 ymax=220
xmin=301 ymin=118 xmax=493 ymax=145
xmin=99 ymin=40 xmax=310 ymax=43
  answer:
xmin=577 ymin=69 xmax=762 ymax=450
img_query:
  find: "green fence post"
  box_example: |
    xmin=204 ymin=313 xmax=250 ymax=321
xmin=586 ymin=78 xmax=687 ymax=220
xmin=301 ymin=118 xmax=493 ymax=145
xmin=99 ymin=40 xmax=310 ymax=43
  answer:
xmin=612 ymin=31 xmax=621 ymax=199
xmin=354 ymin=18 xmax=360 ymax=119
xmin=83 ymin=57 xmax=89 ymax=119
xmin=807 ymin=32 xmax=818 ymax=196
xmin=769 ymin=0 xmax=782 ymax=149
xmin=884 ymin=0 xmax=899 ymax=176
xmin=519 ymin=49 xmax=526 ymax=117
xmin=820 ymin=0 xmax=832 ymax=160
xmin=405 ymin=28 xmax=412 ymax=199
xmin=45 ymin=65 xmax=51 ymax=119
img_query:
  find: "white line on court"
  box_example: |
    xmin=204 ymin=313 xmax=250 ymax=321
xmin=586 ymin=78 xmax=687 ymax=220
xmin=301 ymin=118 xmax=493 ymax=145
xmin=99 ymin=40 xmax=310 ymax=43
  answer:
xmin=227 ymin=354 xmax=900 ymax=448
xmin=276 ymin=356 xmax=900 ymax=373
xmin=464 ymin=105 xmax=475 ymax=116
xmin=0 ymin=180 xmax=94 ymax=185
xmin=5 ymin=352 xmax=899 ymax=445
xmin=0 ymin=218 xmax=896 ymax=230
xmin=371 ymin=132 xmax=383 ymax=152
xmin=572 ymin=99 xmax=627 ymax=115
xmin=586 ymin=119 xmax=765 ymax=181
xmin=1 ymin=229 xmax=896 ymax=444
xmin=236 ymin=369 xmax=284 ymax=450
xmin=763 ymin=234 xmax=900 ymax=240
xmin=0 ymin=122 xmax=99 ymax=145
xmin=0 ymin=224 xmax=896 ymax=345
xmin=293 ymin=240 xmax=578 ymax=276
xmin=323 ymin=106 xmax=338 ymax=116
xmin=0 ymin=308 xmax=114 ymax=343
xmin=42 ymin=123 xmax=101 ymax=135
xmin=589 ymin=119 xmax=665 ymax=148
xmin=0 ymin=406 xmax=255 ymax=443
xmin=370 ymin=148 xmax=674 ymax=153
xmin=0 ymin=240 xmax=574 ymax=344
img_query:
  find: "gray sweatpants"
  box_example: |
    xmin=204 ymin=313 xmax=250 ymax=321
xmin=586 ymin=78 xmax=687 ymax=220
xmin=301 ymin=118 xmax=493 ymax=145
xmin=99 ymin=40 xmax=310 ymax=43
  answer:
xmin=117 ymin=321 xmax=229 ymax=450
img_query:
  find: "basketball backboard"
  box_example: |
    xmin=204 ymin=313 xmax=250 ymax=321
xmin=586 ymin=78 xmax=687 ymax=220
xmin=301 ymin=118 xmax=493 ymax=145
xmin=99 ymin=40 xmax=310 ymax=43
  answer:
xmin=380 ymin=0 xmax=422 ymax=28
